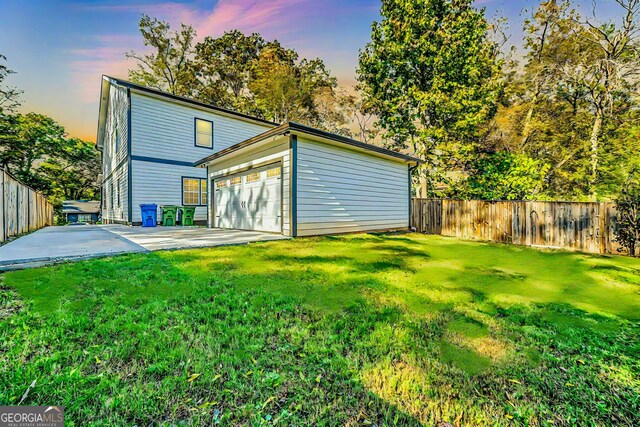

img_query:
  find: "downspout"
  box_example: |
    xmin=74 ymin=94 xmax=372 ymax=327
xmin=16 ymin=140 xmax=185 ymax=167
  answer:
xmin=289 ymin=133 xmax=298 ymax=237
xmin=408 ymin=163 xmax=419 ymax=231
xmin=127 ymin=87 xmax=133 ymax=224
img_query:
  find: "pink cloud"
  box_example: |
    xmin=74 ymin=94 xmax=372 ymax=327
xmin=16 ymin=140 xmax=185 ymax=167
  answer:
xmin=66 ymin=38 xmax=137 ymax=104
xmin=75 ymin=0 xmax=311 ymax=38
xmin=192 ymin=0 xmax=307 ymax=38
xmin=66 ymin=0 xmax=320 ymax=103
xmin=66 ymin=0 xmax=363 ymax=104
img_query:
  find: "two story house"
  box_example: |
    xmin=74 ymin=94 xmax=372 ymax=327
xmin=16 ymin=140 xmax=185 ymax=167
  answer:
xmin=97 ymin=75 xmax=420 ymax=237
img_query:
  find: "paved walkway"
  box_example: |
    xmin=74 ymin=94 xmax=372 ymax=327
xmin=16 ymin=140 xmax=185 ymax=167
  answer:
xmin=0 ymin=225 xmax=288 ymax=270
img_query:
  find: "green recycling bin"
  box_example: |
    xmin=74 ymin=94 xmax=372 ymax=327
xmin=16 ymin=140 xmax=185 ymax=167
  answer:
xmin=178 ymin=206 xmax=196 ymax=226
xmin=160 ymin=205 xmax=178 ymax=226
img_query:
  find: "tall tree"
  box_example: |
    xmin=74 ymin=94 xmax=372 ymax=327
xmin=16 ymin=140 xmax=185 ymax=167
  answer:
xmin=248 ymin=45 xmax=337 ymax=125
xmin=0 ymin=54 xmax=22 ymax=113
xmin=0 ymin=113 xmax=66 ymax=185
xmin=194 ymin=30 xmax=266 ymax=109
xmin=494 ymin=0 xmax=640 ymax=201
xmin=38 ymin=138 xmax=101 ymax=201
xmin=126 ymin=14 xmax=199 ymax=96
xmin=518 ymin=0 xmax=565 ymax=150
xmin=338 ymin=92 xmax=381 ymax=144
xmin=0 ymin=112 xmax=100 ymax=201
xmin=358 ymin=0 xmax=503 ymax=196
xmin=572 ymin=0 xmax=640 ymax=198
xmin=127 ymin=19 xmax=346 ymax=131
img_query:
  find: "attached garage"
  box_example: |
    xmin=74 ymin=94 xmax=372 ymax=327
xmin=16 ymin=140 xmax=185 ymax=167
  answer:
xmin=196 ymin=122 xmax=421 ymax=237
xmin=213 ymin=162 xmax=282 ymax=233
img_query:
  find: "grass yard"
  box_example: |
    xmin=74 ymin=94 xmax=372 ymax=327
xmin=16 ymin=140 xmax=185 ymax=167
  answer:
xmin=1 ymin=233 xmax=639 ymax=426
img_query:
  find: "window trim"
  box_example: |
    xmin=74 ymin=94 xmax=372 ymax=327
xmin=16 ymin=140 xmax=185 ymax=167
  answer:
xmin=182 ymin=176 xmax=207 ymax=206
xmin=194 ymin=117 xmax=214 ymax=149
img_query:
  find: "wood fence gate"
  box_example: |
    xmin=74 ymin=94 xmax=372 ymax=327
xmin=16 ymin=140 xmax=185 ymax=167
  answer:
xmin=411 ymin=199 xmax=620 ymax=255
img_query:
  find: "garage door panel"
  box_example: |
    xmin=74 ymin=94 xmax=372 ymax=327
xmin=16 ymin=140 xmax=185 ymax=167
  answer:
xmin=214 ymin=163 xmax=282 ymax=233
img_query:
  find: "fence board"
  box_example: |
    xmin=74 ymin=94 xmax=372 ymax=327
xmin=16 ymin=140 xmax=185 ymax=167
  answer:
xmin=0 ymin=168 xmax=54 ymax=243
xmin=412 ymin=198 xmax=621 ymax=255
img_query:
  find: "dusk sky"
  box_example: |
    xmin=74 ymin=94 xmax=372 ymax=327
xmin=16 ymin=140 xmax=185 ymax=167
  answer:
xmin=0 ymin=0 xmax=617 ymax=141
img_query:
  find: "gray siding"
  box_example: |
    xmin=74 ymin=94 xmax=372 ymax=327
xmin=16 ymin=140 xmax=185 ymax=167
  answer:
xmin=101 ymin=83 xmax=129 ymax=222
xmin=131 ymin=160 xmax=208 ymax=223
xmin=128 ymin=91 xmax=274 ymax=224
xmin=296 ymin=138 xmax=409 ymax=236
xmin=130 ymin=92 xmax=273 ymax=162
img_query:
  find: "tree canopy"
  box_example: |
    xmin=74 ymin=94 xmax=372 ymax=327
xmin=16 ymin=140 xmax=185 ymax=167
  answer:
xmin=127 ymin=17 xmax=345 ymax=133
xmin=357 ymin=0 xmax=504 ymax=196
xmin=0 ymin=54 xmax=100 ymax=210
xmin=6 ymin=0 xmax=637 ymax=213
xmin=357 ymin=0 xmax=640 ymax=201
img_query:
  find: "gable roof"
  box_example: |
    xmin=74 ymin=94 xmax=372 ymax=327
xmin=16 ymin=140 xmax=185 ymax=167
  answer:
xmin=95 ymin=77 xmax=421 ymax=166
xmin=96 ymin=75 xmax=278 ymax=148
xmin=195 ymin=122 xmax=422 ymax=166
xmin=62 ymin=200 xmax=101 ymax=214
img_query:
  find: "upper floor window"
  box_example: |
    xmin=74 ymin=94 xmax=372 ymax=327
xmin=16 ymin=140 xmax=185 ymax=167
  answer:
xmin=195 ymin=118 xmax=213 ymax=148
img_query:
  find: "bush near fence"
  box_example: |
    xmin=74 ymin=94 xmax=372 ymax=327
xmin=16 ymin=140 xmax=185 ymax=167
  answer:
xmin=0 ymin=168 xmax=54 ymax=243
xmin=411 ymin=198 xmax=620 ymax=255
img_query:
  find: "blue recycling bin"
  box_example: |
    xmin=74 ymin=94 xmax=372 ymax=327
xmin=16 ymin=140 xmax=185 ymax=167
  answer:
xmin=139 ymin=204 xmax=158 ymax=227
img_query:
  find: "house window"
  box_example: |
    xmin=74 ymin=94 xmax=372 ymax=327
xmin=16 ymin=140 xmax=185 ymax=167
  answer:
xmin=182 ymin=177 xmax=207 ymax=205
xmin=110 ymin=183 xmax=114 ymax=208
xmin=246 ymin=172 xmax=261 ymax=183
xmin=195 ymin=118 xmax=213 ymax=148
xmin=266 ymin=166 xmax=280 ymax=179
xmin=201 ymin=179 xmax=207 ymax=205
xmin=114 ymin=127 xmax=119 ymax=152
xmin=229 ymin=176 xmax=241 ymax=186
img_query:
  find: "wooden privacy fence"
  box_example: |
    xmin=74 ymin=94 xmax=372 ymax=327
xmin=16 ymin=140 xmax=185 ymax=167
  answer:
xmin=411 ymin=199 xmax=621 ymax=255
xmin=0 ymin=168 xmax=54 ymax=243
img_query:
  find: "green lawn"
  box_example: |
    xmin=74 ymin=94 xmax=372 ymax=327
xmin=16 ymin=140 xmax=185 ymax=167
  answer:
xmin=1 ymin=233 xmax=639 ymax=426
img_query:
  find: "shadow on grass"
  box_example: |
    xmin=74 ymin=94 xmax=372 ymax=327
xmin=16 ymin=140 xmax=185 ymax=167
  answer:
xmin=3 ymin=233 xmax=640 ymax=425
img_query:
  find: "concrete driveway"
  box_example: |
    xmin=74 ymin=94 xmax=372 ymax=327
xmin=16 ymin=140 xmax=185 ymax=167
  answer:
xmin=0 ymin=225 xmax=288 ymax=270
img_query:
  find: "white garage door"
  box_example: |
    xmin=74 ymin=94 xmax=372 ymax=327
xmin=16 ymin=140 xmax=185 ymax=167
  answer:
xmin=213 ymin=163 xmax=282 ymax=233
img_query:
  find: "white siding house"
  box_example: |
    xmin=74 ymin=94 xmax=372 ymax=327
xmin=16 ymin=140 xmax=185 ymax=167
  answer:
xmin=98 ymin=82 xmax=129 ymax=223
xmin=296 ymin=137 xmax=409 ymax=236
xmin=196 ymin=123 xmax=420 ymax=237
xmin=97 ymin=76 xmax=275 ymax=225
xmin=97 ymin=76 xmax=420 ymax=235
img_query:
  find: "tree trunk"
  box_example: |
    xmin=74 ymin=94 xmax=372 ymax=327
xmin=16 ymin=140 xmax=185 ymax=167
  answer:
xmin=419 ymin=175 xmax=428 ymax=198
xmin=520 ymin=89 xmax=539 ymax=151
xmin=589 ymin=107 xmax=603 ymax=200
